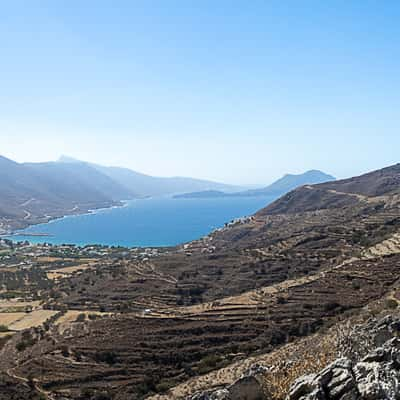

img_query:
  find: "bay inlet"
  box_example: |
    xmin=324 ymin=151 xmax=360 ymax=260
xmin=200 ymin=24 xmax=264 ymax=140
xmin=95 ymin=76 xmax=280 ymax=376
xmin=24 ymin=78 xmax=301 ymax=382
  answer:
xmin=7 ymin=195 xmax=277 ymax=247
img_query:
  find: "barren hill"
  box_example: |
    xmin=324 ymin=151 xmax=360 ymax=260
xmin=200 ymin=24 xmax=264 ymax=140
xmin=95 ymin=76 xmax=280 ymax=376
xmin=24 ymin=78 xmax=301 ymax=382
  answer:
xmin=0 ymin=163 xmax=399 ymax=399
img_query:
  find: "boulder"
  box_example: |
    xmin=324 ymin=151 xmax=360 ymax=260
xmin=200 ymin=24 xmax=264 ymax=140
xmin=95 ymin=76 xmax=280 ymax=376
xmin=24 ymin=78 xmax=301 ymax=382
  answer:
xmin=242 ymin=364 xmax=270 ymax=378
xmin=287 ymin=337 xmax=400 ymax=400
xmin=288 ymin=359 xmax=354 ymax=400
xmin=189 ymin=389 xmax=230 ymax=400
xmin=287 ymin=374 xmax=324 ymax=400
xmin=188 ymin=369 xmax=268 ymax=400
xmin=211 ymin=390 xmax=231 ymax=400
xmin=324 ymin=359 xmax=354 ymax=399
xmin=228 ymin=375 xmax=266 ymax=400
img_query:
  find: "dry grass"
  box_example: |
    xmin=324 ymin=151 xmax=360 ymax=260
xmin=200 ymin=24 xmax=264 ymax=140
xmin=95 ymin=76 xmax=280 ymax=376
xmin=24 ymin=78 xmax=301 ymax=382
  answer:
xmin=36 ymin=257 xmax=72 ymax=262
xmin=0 ymin=300 xmax=41 ymax=312
xmin=148 ymin=308 xmax=381 ymax=400
xmin=47 ymin=263 xmax=93 ymax=280
xmin=0 ymin=312 xmax=26 ymax=326
xmin=148 ymin=332 xmax=339 ymax=400
xmin=0 ymin=332 xmax=14 ymax=338
xmin=55 ymin=310 xmax=110 ymax=333
xmin=263 ymin=335 xmax=338 ymax=399
xmin=8 ymin=309 xmax=58 ymax=331
xmin=56 ymin=310 xmax=106 ymax=324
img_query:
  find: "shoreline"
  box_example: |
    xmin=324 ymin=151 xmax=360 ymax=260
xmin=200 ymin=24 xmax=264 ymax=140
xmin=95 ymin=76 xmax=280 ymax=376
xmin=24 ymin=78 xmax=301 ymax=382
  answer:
xmin=0 ymin=199 xmax=133 ymax=239
xmin=0 ymin=194 xmax=268 ymax=249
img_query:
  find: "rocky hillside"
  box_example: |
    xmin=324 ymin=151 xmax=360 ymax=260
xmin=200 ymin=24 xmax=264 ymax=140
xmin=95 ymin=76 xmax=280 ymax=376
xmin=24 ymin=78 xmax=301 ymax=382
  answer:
xmin=0 ymin=163 xmax=399 ymax=399
xmin=0 ymin=155 xmax=134 ymax=233
xmin=260 ymin=163 xmax=400 ymax=215
xmin=187 ymin=313 xmax=400 ymax=400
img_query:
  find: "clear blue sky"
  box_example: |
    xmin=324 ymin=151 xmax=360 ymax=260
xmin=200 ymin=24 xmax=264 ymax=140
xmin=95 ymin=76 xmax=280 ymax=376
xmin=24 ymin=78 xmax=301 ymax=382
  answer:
xmin=0 ymin=0 xmax=399 ymax=184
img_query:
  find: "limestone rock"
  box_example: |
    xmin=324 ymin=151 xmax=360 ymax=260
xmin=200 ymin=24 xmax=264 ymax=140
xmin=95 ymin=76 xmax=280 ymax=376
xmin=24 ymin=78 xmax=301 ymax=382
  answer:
xmin=189 ymin=389 xmax=230 ymax=400
xmin=188 ymin=366 xmax=269 ymax=400
xmin=228 ymin=375 xmax=266 ymax=400
xmin=287 ymin=374 xmax=321 ymax=400
xmin=287 ymin=337 xmax=400 ymax=400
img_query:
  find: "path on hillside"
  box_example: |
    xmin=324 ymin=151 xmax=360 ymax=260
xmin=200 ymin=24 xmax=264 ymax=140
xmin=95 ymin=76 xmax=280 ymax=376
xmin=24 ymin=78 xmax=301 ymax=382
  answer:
xmin=19 ymin=198 xmax=35 ymax=207
xmin=303 ymin=185 xmax=389 ymax=204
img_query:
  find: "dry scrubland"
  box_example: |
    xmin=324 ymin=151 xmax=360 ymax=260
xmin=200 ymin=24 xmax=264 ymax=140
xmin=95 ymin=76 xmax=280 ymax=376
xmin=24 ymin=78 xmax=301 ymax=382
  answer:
xmin=0 ymin=164 xmax=399 ymax=399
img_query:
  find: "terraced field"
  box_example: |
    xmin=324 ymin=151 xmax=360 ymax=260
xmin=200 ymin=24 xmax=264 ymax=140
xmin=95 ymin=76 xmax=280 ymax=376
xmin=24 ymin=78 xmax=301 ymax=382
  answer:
xmin=7 ymin=309 xmax=58 ymax=331
xmin=0 ymin=163 xmax=399 ymax=400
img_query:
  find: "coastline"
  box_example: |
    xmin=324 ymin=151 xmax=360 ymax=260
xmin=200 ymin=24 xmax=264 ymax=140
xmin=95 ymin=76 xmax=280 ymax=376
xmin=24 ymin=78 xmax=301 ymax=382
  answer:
xmin=0 ymin=194 xmax=273 ymax=248
xmin=0 ymin=199 xmax=132 ymax=239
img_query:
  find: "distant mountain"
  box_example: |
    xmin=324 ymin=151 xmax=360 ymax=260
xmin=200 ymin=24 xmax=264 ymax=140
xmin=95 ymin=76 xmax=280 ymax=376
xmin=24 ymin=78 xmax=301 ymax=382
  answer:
xmin=175 ymin=170 xmax=335 ymax=199
xmin=260 ymin=164 xmax=400 ymax=216
xmin=24 ymin=161 xmax=135 ymax=202
xmin=59 ymin=156 xmax=240 ymax=197
xmin=0 ymin=154 xmax=240 ymax=233
xmin=240 ymin=170 xmax=336 ymax=196
xmin=0 ymin=155 xmax=132 ymax=233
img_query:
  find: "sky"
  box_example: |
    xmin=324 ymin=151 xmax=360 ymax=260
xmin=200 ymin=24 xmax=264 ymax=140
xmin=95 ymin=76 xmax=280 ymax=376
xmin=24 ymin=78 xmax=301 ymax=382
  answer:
xmin=0 ymin=0 xmax=399 ymax=185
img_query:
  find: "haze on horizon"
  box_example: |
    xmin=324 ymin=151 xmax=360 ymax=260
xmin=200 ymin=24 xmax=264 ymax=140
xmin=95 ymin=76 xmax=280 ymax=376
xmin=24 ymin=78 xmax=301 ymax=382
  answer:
xmin=0 ymin=1 xmax=399 ymax=185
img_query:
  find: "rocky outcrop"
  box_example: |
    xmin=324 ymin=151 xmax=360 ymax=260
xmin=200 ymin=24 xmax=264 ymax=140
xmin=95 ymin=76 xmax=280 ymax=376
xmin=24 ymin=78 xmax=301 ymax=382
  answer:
xmin=288 ymin=337 xmax=400 ymax=400
xmin=190 ymin=389 xmax=230 ymax=400
xmin=188 ymin=316 xmax=400 ymax=400
xmin=188 ymin=364 xmax=269 ymax=400
xmin=229 ymin=375 xmax=266 ymax=400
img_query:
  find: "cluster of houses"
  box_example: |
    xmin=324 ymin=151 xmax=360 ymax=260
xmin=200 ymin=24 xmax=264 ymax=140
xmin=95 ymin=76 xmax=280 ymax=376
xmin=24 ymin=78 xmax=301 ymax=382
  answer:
xmin=0 ymin=239 xmax=165 ymax=264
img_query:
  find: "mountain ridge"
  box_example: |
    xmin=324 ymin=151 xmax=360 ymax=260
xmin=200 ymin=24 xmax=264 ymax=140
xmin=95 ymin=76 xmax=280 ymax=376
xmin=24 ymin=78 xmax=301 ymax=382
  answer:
xmin=0 ymin=154 xmax=240 ymax=233
xmin=0 ymin=155 xmax=128 ymax=233
xmin=175 ymin=169 xmax=335 ymax=199
xmin=58 ymin=155 xmax=241 ymax=197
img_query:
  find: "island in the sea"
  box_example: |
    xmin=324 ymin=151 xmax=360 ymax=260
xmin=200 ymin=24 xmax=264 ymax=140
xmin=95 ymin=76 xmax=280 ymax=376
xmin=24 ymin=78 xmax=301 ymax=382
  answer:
xmin=175 ymin=169 xmax=335 ymax=199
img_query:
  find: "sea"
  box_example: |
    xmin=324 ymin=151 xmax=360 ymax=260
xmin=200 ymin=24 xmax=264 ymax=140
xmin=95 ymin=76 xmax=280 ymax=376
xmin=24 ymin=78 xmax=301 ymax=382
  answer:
xmin=6 ymin=195 xmax=277 ymax=247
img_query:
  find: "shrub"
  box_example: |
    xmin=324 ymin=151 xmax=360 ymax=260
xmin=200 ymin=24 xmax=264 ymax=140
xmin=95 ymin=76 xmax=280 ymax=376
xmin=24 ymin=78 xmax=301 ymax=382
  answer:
xmin=277 ymin=296 xmax=287 ymax=304
xmin=80 ymin=388 xmax=94 ymax=398
xmin=16 ymin=331 xmax=37 ymax=352
xmin=0 ymin=335 xmax=11 ymax=350
xmin=385 ymin=298 xmax=398 ymax=309
xmin=94 ymin=350 xmax=117 ymax=365
xmin=155 ymin=380 xmax=172 ymax=393
xmin=61 ymin=345 xmax=69 ymax=357
xmin=76 ymin=313 xmax=86 ymax=322
xmin=197 ymin=354 xmax=222 ymax=374
xmin=0 ymin=325 xmax=9 ymax=332
xmin=351 ymin=281 xmax=361 ymax=290
xmin=93 ymin=391 xmax=112 ymax=400
xmin=324 ymin=302 xmax=340 ymax=312
xmin=16 ymin=341 xmax=27 ymax=352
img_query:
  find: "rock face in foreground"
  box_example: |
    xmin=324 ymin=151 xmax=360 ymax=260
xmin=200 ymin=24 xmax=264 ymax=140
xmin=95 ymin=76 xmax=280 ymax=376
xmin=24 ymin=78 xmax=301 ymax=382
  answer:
xmin=288 ymin=337 xmax=400 ymax=400
xmin=189 ymin=364 xmax=269 ymax=400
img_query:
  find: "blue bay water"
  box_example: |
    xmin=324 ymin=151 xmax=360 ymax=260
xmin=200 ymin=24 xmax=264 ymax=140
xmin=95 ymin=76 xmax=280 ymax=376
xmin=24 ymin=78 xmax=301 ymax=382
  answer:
xmin=8 ymin=195 xmax=277 ymax=247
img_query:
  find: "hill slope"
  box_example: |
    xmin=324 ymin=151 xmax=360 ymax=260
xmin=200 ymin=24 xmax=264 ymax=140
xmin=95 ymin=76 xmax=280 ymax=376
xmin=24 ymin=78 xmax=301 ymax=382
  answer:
xmin=59 ymin=155 xmax=240 ymax=197
xmin=0 ymin=156 xmax=134 ymax=233
xmin=26 ymin=161 xmax=135 ymax=202
xmin=260 ymin=163 xmax=400 ymax=215
xmin=3 ymin=163 xmax=399 ymax=399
